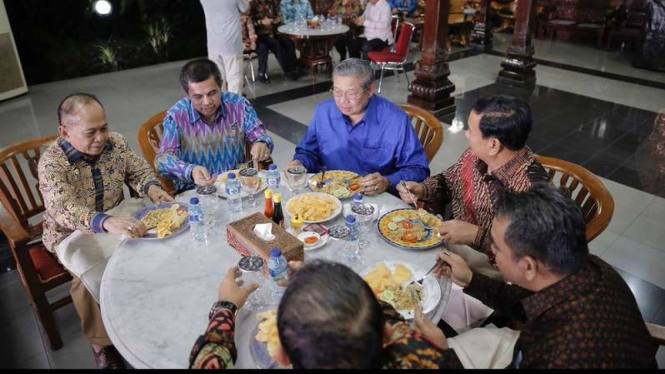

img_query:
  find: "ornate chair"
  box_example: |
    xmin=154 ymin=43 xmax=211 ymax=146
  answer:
xmin=367 ymin=22 xmax=415 ymax=94
xmin=490 ymin=0 xmax=517 ymax=33
xmin=0 ymin=136 xmax=73 ymax=350
xmin=399 ymin=104 xmax=444 ymax=163
xmin=537 ymin=156 xmax=614 ymax=242
xmin=138 ymin=111 xmax=177 ymax=197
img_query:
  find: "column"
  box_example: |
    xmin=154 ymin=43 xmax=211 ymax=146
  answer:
xmin=407 ymin=0 xmax=456 ymax=119
xmin=496 ymin=0 xmax=537 ymax=88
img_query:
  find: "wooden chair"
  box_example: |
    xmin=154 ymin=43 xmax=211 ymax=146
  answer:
xmin=399 ymin=104 xmax=444 ymax=163
xmin=647 ymin=322 xmax=665 ymax=347
xmin=138 ymin=111 xmax=177 ymax=197
xmin=536 ymin=156 xmax=614 ymax=243
xmin=0 ymin=136 xmax=73 ymax=350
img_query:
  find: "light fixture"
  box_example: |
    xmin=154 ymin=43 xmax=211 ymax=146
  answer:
xmin=94 ymin=0 xmax=112 ymax=16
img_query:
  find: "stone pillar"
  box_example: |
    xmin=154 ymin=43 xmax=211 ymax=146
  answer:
xmin=407 ymin=0 xmax=456 ymax=119
xmin=470 ymin=0 xmax=493 ymax=51
xmin=496 ymin=0 xmax=537 ymax=88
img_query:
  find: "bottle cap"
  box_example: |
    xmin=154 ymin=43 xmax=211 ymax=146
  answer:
xmin=190 ymin=197 xmax=200 ymax=205
xmin=353 ymin=193 xmax=363 ymax=201
xmin=346 ymin=215 xmax=356 ymax=224
xmin=265 ymin=189 xmax=273 ymax=199
xmin=290 ymin=214 xmax=303 ymax=227
xmin=274 ymin=193 xmax=282 ymax=203
xmin=269 ymin=164 xmax=277 ymax=170
xmin=270 ymin=248 xmax=282 ymax=257
xmin=227 ymin=173 xmax=236 ymax=180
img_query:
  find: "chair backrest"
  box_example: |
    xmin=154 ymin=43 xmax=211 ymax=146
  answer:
xmin=536 ymin=156 xmax=615 ymax=242
xmin=391 ymin=15 xmax=400 ymax=41
xmin=395 ymin=22 xmax=415 ymax=58
xmin=138 ymin=111 xmax=176 ymax=196
xmin=399 ymin=104 xmax=444 ymax=163
xmin=0 ymin=136 xmax=57 ymax=233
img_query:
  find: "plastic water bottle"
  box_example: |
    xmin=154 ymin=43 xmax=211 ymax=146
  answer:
xmin=352 ymin=193 xmax=364 ymax=210
xmin=346 ymin=215 xmax=358 ymax=242
xmin=267 ymin=164 xmax=281 ymax=193
xmin=226 ymin=173 xmax=242 ymax=213
xmin=268 ymin=248 xmax=289 ymax=299
xmin=189 ymin=197 xmax=208 ymax=242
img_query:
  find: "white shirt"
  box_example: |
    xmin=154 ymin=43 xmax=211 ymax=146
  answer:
xmin=200 ymin=0 xmax=250 ymax=56
xmin=362 ymin=0 xmax=393 ymax=44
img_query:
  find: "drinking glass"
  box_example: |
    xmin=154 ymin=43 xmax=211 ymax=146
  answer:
xmin=352 ymin=203 xmax=375 ymax=249
xmin=196 ymin=185 xmax=219 ymax=228
xmin=238 ymin=256 xmax=265 ymax=312
xmin=239 ymin=168 xmax=260 ymax=208
xmin=286 ymin=166 xmax=308 ymax=194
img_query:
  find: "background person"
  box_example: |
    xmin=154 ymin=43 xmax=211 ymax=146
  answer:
xmin=348 ymin=0 xmax=393 ymax=60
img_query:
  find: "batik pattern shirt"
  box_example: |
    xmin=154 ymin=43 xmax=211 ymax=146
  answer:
xmin=329 ymin=0 xmax=363 ymax=26
xmin=251 ymin=0 xmax=282 ymax=36
xmin=156 ymin=92 xmax=274 ymax=193
xmin=38 ymin=133 xmax=160 ymax=252
xmin=421 ymin=147 xmax=548 ymax=260
xmin=189 ymin=301 xmax=452 ymax=369
xmin=438 ymin=256 xmax=658 ymax=369
xmin=280 ymin=0 xmax=315 ymax=24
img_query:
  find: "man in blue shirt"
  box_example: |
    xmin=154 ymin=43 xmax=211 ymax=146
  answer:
xmin=285 ymin=58 xmax=429 ymax=195
xmin=389 ymin=0 xmax=418 ymax=18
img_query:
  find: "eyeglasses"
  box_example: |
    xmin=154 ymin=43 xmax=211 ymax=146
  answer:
xmin=330 ymin=87 xmax=366 ymax=101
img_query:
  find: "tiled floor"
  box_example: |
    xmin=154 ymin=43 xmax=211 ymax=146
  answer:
xmin=1 ymin=35 xmax=664 ymax=368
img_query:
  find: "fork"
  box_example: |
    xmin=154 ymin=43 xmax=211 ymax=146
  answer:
xmin=399 ymin=180 xmax=419 ymax=210
xmin=409 ymin=259 xmax=449 ymax=286
xmin=315 ymin=167 xmax=328 ymax=188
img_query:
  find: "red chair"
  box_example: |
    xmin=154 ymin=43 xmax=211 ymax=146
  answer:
xmin=367 ymin=22 xmax=415 ymax=94
xmin=390 ymin=15 xmax=400 ymax=51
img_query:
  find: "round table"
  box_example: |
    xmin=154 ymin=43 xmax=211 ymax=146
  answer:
xmin=100 ymin=178 xmax=452 ymax=369
xmin=277 ymin=24 xmax=349 ymax=80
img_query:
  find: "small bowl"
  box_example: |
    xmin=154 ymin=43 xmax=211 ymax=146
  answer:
xmin=297 ymin=231 xmax=321 ymax=248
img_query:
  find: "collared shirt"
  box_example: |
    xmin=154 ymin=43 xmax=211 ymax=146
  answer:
xmin=329 ymin=0 xmax=363 ymax=26
xmin=189 ymin=300 xmax=451 ymax=369
xmin=422 ymin=147 xmax=548 ymax=259
xmin=200 ymin=0 xmax=250 ymax=56
xmin=362 ymin=0 xmax=394 ymax=43
xmin=388 ymin=0 xmax=418 ymax=17
xmin=156 ymin=92 xmax=274 ymax=193
xmin=437 ymin=256 xmax=658 ymax=369
xmin=251 ymin=0 xmax=282 ymax=36
xmin=293 ymin=95 xmax=430 ymax=194
xmin=280 ymin=0 xmax=315 ymax=24
xmin=38 ymin=133 xmax=160 ymax=252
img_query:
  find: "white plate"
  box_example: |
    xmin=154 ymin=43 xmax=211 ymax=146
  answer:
xmin=284 ymin=192 xmax=343 ymax=224
xmin=216 ymin=172 xmax=267 ymax=198
xmin=297 ymin=231 xmax=330 ymax=251
xmin=359 ymin=260 xmax=441 ymax=320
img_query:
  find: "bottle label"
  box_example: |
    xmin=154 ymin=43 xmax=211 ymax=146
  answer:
xmin=189 ymin=214 xmax=201 ymax=223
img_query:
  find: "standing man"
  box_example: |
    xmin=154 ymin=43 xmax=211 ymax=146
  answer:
xmin=199 ymin=0 xmax=250 ymax=94
xmin=39 ymin=93 xmax=173 ymax=369
xmin=156 ymin=59 xmax=274 ymax=194
xmin=348 ymin=0 xmax=394 ymax=60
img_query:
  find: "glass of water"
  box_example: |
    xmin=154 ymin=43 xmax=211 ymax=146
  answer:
xmin=239 ymin=167 xmax=261 ymax=208
xmin=238 ymin=256 xmax=265 ymax=312
xmin=286 ymin=166 xmax=308 ymax=194
xmin=352 ymin=203 xmax=375 ymax=249
xmin=197 ymin=185 xmax=219 ymax=228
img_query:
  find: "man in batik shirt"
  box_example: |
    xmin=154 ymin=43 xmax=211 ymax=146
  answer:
xmin=398 ymin=95 xmax=548 ymax=279
xmin=280 ymin=0 xmax=315 ymax=24
xmin=328 ymin=0 xmax=363 ymax=60
xmin=156 ymin=59 xmax=274 ymax=193
xmin=251 ymin=0 xmax=299 ymax=82
xmin=39 ymin=93 xmax=172 ymax=369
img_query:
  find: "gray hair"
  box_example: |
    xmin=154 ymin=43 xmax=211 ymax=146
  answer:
xmin=333 ymin=58 xmax=374 ymax=90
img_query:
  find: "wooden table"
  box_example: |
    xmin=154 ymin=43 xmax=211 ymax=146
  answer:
xmin=278 ymin=24 xmax=349 ymax=80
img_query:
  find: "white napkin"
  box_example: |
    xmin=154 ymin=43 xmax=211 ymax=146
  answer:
xmin=253 ymin=223 xmax=275 ymax=241
xmin=441 ymin=283 xmax=495 ymax=334
xmin=55 ymin=198 xmax=147 ymax=303
xmin=447 ymin=324 xmax=520 ymax=369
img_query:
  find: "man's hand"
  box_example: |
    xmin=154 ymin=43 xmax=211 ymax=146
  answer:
xmin=262 ymin=17 xmax=272 ymax=26
xmin=392 ymin=8 xmax=398 ymax=14
xmin=250 ymin=142 xmax=271 ymax=162
xmin=284 ymin=160 xmax=305 ymax=171
xmin=147 ymin=185 xmax=174 ymax=204
xmin=218 ymin=267 xmax=259 ymax=309
xmin=413 ymin=304 xmax=448 ymax=350
xmin=355 ymin=16 xmax=365 ymax=26
xmin=434 ymin=250 xmax=472 ymax=288
xmin=359 ymin=173 xmax=389 ymax=196
xmin=276 ymin=261 xmax=305 ymax=287
xmin=396 ymin=181 xmax=424 ymax=204
xmin=103 ymin=216 xmax=147 ymax=239
xmin=438 ymin=220 xmax=479 ymax=246
xmin=192 ymin=166 xmax=217 ymax=187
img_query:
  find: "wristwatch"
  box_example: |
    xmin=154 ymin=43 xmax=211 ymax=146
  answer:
xmin=208 ymin=300 xmax=238 ymax=320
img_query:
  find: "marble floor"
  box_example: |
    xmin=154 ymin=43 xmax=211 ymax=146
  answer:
xmin=0 ymin=37 xmax=664 ymax=368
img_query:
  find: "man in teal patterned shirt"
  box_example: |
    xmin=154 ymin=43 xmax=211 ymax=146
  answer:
xmin=280 ymin=0 xmax=315 ymax=23
xmin=156 ymin=59 xmax=274 ymax=193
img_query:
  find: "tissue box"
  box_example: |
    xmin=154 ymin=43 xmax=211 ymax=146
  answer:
xmin=227 ymin=212 xmax=304 ymax=278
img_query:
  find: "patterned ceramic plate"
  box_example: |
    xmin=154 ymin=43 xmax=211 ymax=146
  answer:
xmin=377 ymin=209 xmax=444 ymax=250
xmin=307 ymin=170 xmax=360 ymax=199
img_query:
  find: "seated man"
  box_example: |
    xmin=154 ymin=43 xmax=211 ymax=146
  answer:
xmin=39 ymin=93 xmax=173 ymax=369
xmin=279 ymin=0 xmax=315 ymax=24
xmin=327 ymin=0 xmax=363 ymax=61
xmin=190 ymin=261 xmax=452 ymax=369
xmin=348 ymin=0 xmax=394 ymax=60
xmin=285 ymin=58 xmax=429 ymax=196
xmin=252 ymin=0 xmax=300 ymax=82
xmin=389 ymin=0 xmax=418 ymax=18
xmin=397 ymin=95 xmax=548 ymax=277
xmin=416 ymin=184 xmax=658 ymax=369
xmin=156 ymin=59 xmax=274 ymax=193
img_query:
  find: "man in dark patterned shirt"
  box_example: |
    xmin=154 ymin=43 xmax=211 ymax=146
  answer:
xmin=397 ymin=95 xmax=549 ymax=278
xmin=251 ymin=0 xmax=299 ymax=82
xmin=414 ymin=184 xmax=658 ymax=369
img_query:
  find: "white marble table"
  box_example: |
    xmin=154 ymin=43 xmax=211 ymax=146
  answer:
xmin=100 ymin=182 xmax=452 ymax=369
xmin=277 ymin=24 xmax=349 ymax=38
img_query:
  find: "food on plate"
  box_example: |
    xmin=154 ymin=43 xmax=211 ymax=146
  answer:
xmin=255 ymin=310 xmax=281 ymax=361
xmin=287 ymin=194 xmax=339 ymax=222
xmin=217 ymin=169 xmax=241 ymax=183
xmin=363 ymin=263 xmax=424 ymax=311
xmin=380 ymin=209 xmax=443 ymax=247
xmin=304 ymin=236 xmax=319 ymax=245
xmin=309 ymin=170 xmax=358 ymax=199
xmin=141 ymin=204 xmax=188 ymax=239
